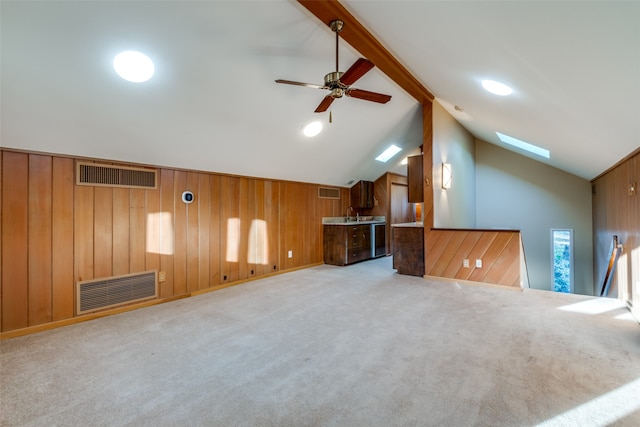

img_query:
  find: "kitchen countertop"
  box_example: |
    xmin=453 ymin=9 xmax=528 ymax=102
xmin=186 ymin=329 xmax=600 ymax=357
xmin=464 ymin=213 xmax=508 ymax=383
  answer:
xmin=391 ymin=222 xmax=424 ymax=228
xmin=322 ymin=216 xmax=385 ymax=225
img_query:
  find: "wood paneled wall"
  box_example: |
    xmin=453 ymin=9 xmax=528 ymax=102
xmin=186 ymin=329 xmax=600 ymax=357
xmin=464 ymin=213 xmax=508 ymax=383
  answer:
xmin=364 ymin=172 xmax=408 ymax=255
xmin=592 ymin=150 xmax=639 ymax=318
xmin=425 ymin=229 xmax=522 ymax=287
xmin=0 ymin=150 xmax=348 ymax=333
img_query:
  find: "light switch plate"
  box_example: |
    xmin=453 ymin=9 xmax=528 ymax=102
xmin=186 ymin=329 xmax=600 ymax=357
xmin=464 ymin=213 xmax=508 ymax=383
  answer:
xmin=463 ymin=259 xmax=469 ymax=268
xmin=476 ymin=259 xmax=483 ymax=268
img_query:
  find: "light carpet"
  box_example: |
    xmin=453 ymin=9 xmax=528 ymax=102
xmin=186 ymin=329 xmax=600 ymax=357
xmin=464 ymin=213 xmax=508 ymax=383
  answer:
xmin=2 ymin=256 xmax=639 ymax=426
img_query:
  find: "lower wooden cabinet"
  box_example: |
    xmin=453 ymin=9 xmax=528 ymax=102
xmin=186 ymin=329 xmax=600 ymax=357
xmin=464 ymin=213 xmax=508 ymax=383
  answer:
xmin=323 ymin=224 xmax=372 ymax=266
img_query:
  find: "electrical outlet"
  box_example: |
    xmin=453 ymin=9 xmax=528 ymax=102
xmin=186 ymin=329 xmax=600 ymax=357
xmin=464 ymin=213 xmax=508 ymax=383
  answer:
xmin=288 ymin=250 xmax=293 ymax=258
xmin=158 ymin=271 xmax=166 ymax=282
xmin=463 ymin=259 xmax=469 ymax=268
xmin=476 ymin=259 xmax=483 ymax=268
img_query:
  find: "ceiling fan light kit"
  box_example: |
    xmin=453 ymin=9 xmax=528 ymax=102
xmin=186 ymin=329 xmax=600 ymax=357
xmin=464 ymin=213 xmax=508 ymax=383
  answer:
xmin=275 ymin=19 xmax=391 ymax=114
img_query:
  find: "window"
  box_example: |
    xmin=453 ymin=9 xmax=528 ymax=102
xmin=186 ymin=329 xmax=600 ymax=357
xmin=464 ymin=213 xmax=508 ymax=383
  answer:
xmin=551 ymin=229 xmax=573 ymax=293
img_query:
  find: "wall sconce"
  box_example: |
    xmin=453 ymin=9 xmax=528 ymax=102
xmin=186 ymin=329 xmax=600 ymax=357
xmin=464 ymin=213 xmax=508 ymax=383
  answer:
xmin=442 ymin=163 xmax=452 ymax=189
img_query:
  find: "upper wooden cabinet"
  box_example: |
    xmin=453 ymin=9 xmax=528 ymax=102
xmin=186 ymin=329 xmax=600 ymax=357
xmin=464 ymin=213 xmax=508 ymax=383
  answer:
xmin=407 ymin=155 xmax=423 ymax=203
xmin=350 ymin=180 xmax=374 ymax=208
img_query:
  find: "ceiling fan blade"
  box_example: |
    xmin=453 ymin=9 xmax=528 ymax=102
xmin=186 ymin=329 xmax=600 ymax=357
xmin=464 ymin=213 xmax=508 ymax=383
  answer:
xmin=275 ymin=79 xmax=326 ymax=90
xmin=339 ymin=58 xmax=374 ymax=86
xmin=345 ymin=88 xmax=392 ymax=104
xmin=315 ymin=95 xmax=335 ymax=113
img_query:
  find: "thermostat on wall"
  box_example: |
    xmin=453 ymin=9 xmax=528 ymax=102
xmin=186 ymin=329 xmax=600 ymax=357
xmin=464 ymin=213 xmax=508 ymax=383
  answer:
xmin=182 ymin=191 xmax=194 ymax=204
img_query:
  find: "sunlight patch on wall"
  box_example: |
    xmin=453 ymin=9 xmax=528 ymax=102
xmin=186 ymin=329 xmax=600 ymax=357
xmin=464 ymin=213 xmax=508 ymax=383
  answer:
xmin=248 ymin=219 xmax=269 ymax=265
xmin=146 ymin=212 xmax=174 ymax=255
xmin=226 ymin=218 xmax=240 ymax=263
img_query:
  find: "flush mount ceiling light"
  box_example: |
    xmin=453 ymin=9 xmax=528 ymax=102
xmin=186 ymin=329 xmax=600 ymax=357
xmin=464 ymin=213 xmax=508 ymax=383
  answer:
xmin=496 ymin=131 xmax=550 ymax=158
xmin=375 ymin=144 xmax=402 ymax=162
xmin=303 ymin=121 xmax=323 ymax=137
xmin=113 ymin=51 xmax=155 ymax=83
xmin=482 ymin=79 xmax=512 ymax=96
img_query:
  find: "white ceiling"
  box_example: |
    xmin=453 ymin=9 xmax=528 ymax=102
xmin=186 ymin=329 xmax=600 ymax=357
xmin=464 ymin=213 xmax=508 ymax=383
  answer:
xmin=2 ymin=1 xmax=638 ymax=186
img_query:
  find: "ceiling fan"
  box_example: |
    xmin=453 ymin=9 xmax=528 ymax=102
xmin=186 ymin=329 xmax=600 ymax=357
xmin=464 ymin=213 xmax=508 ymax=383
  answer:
xmin=275 ymin=19 xmax=391 ymax=113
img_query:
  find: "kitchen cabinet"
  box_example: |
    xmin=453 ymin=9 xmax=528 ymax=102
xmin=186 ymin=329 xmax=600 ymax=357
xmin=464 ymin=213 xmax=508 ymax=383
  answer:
xmin=407 ymin=155 xmax=423 ymax=203
xmin=350 ymin=180 xmax=374 ymax=208
xmin=392 ymin=222 xmax=424 ymax=276
xmin=323 ymin=224 xmax=373 ymax=265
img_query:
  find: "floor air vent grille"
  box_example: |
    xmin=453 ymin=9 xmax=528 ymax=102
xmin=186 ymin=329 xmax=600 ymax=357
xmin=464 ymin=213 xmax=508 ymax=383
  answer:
xmin=76 ymin=161 xmax=157 ymax=189
xmin=77 ymin=271 xmax=158 ymax=315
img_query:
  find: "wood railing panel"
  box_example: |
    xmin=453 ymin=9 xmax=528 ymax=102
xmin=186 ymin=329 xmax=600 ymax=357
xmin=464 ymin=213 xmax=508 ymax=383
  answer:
xmin=441 ymin=231 xmax=482 ymax=278
xmin=427 ymin=229 xmax=522 ymax=288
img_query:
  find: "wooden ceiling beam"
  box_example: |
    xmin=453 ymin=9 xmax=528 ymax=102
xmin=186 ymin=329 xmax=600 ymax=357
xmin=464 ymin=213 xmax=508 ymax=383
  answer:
xmin=297 ymin=0 xmax=434 ymax=104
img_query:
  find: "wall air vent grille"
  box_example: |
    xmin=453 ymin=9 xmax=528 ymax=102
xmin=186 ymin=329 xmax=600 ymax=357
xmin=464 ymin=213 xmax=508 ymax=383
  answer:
xmin=76 ymin=161 xmax=157 ymax=189
xmin=77 ymin=271 xmax=158 ymax=315
xmin=318 ymin=187 xmax=341 ymax=199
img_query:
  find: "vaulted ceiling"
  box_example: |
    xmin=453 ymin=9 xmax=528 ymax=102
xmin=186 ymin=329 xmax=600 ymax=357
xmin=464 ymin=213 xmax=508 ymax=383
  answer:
xmin=2 ymin=1 xmax=638 ymax=186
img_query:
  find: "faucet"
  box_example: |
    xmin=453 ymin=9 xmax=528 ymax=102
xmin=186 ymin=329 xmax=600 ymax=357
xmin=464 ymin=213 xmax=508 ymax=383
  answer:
xmin=356 ymin=212 xmax=360 ymax=222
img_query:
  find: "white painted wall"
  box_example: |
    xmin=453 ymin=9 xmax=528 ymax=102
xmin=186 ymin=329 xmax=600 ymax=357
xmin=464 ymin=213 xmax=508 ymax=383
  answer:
xmin=475 ymin=141 xmax=594 ymax=295
xmin=432 ymin=101 xmax=476 ymax=228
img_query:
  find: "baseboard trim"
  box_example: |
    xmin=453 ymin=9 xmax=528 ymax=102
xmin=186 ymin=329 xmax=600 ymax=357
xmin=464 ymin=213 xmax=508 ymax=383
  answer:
xmin=1 ymin=263 xmax=324 ymax=340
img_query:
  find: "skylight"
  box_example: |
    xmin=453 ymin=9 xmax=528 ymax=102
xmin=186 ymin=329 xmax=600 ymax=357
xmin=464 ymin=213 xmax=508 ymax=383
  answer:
xmin=496 ymin=132 xmax=550 ymax=158
xmin=482 ymin=80 xmax=512 ymax=96
xmin=113 ymin=51 xmax=155 ymax=83
xmin=375 ymin=144 xmax=402 ymax=162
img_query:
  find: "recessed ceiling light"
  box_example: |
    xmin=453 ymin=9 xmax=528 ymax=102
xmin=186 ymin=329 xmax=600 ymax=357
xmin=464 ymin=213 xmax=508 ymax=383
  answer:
xmin=375 ymin=144 xmax=402 ymax=162
xmin=496 ymin=132 xmax=550 ymax=158
xmin=482 ymin=80 xmax=512 ymax=96
xmin=303 ymin=121 xmax=323 ymax=137
xmin=113 ymin=51 xmax=155 ymax=83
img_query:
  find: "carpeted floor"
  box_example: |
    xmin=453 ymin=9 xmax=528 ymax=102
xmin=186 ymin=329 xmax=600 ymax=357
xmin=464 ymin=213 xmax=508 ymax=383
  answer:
xmin=2 ymin=256 xmax=639 ymax=427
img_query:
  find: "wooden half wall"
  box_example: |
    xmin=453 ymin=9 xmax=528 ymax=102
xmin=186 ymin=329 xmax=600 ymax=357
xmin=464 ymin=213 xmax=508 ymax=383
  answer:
xmin=0 ymin=149 xmax=349 ymax=335
xmin=425 ymin=229 xmax=524 ymax=288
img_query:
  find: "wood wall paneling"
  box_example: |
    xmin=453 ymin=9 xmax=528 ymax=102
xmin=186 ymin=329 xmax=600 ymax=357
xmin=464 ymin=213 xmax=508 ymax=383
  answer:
xmin=93 ymin=186 xmax=113 ymax=279
xmin=592 ymin=151 xmax=639 ymax=316
xmin=238 ymin=177 xmax=250 ymax=281
xmin=112 ymin=188 xmax=130 ymax=276
xmin=74 ymin=184 xmax=94 ymax=285
xmin=28 ymin=154 xmax=53 ymax=326
xmin=2 ymin=152 xmax=29 ymax=330
xmin=145 ymin=181 xmax=161 ymax=285
xmin=173 ymin=171 xmax=188 ymax=295
xmin=197 ymin=173 xmax=211 ymax=289
xmin=51 ymin=157 xmax=74 ymax=321
xmin=209 ymin=175 xmax=221 ymax=286
xmin=185 ymin=172 xmax=200 ymax=292
xmin=1 ymin=148 xmax=356 ymax=334
xmin=159 ymin=169 xmax=175 ymax=298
